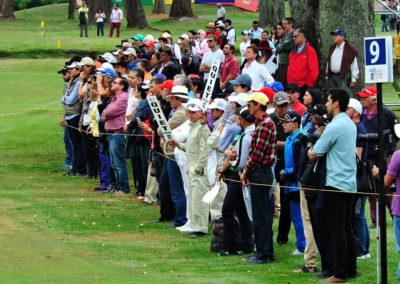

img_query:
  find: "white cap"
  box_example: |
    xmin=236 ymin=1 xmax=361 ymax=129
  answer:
xmin=207 ymin=98 xmax=227 ymax=111
xmin=183 ymin=98 xmax=203 ymax=112
xmin=100 ymin=52 xmax=116 ymax=64
xmin=97 ymin=62 xmax=114 ymax=72
xmin=66 ymin=61 xmax=79 ymax=69
xmin=348 ymin=98 xmax=363 ymax=115
xmin=122 ymin=48 xmax=136 ymax=57
xmin=144 ymin=34 xmax=155 ymax=42
xmin=112 ymin=49 xmax=120 ymax=55
xmin=77 ymin=57 xmax=94 ymax=67
xmin=229 ymin=93 xmax=249 ymax=106
xmin=180 ymin=34 xmax=189 ymax=40
xmin=162 ymin=32 xmax=172 ymax=38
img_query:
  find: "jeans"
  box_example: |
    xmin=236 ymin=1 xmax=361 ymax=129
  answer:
xmin=394 ymin=215 xmax=400 ymax=283
xmin=109 ymin=22 xmax=121 ymax=38
xmin=249 ymin=165 xmax=275 ymax=260
xmin=67 ymin=116 xmax=87 ymax=175
xmin=167 ymin=159 xmax=187 ymax=226
xmin=80 ymin=23 xmax=88 ymax=37
xmin=287 ymin=191 xmax=306 ymax=253
xmin=222 ymin=171 xmax=253 ymax=253
xmin=382 ymin=19 xmax=389 ymax=32
xmin=99 ymin=142 xmax=111 ymax=187
xmin=96 ymin=22 xmax=104 ymax=36
xmin=63 ymin=126 xmax=74 ymax=165
xmin=354 ymin=196 xmax=370 ymax=256
xmin=107 ymin=132 xmax=130 ymax=193
xmin=324 ymin=188 xmax=357 ymax=279
xmin=158 ymin=158 xmax=175 ymax=221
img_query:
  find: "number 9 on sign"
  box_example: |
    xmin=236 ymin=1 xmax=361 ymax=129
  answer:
xmin=370 ymin=41 xmax=380 ymax=64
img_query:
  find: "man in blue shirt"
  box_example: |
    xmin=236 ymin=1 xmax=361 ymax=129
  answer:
xmin=280 ymin=111 xmax=306 ymax=256
xmin=308 ymin=88 xmax=357 ymax=282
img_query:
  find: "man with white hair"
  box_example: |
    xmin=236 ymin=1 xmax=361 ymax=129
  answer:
xmin=193 ymin=29 xmax=210 ymax=58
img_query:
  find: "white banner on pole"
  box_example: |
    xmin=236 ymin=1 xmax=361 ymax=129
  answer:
xmin=147 ymin=96 xmax=174 ymax=142
xmin=201 ymin=59 xmax=220 ymax=110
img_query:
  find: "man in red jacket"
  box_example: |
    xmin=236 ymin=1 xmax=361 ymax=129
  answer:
xmin=287 ymin=29 xmax=319 ymax=102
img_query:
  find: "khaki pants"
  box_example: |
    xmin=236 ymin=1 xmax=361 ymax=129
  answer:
xmin=210 ymin=180 xmax=227 ymax=221
xmin=144 ymin=167 xmax=158 ymax=204
xmin=189 ymin=169 xmax=210 ymax=233
xmin=300 ymin=189 xmax=318 ymax=268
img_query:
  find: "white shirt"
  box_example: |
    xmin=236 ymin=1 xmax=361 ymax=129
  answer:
xmin=265 ymin=54 xmax=277 ymax=75
xmin=224 ymin=27 xmax=236 ymax=45
xmin=242 ymin=60 xmax=275 ymax=90
xmin=201 ymin=49 xmax=225 ymax=79
xmin=329 ymin=41 xmax=359 ymax=82
xmin=240 ymin=40 xmax=250 ymax=64
xmin=125 ymin=88 xmax=139 ymax=123
xmin=217 ymin=7 xmax=225 ymax=18
xmin=83 ymin=101 xmax=98 ymax=126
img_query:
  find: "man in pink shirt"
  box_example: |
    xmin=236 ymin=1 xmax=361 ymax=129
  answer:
xmin=109 ymin=4 xmax=123 ymax=38
xmin=100 ymin=77 xmax=130 ymax=194
xmin=285 ymin=83 xmax=307 ymax=116
xmin=220 ymin=43 xmax=239 ymax=91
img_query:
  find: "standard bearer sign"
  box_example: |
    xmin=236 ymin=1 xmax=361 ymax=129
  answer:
xmin=364 ymin=36 xmax=393 ymax=83
xmin=201 ymin=59 xmax=220 ymax=110
xmin=147 ymin=96 xmax=174 ymax=142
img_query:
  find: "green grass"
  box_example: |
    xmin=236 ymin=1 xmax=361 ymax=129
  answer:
xmin=0 ymin=4 xmax=399 ymax=283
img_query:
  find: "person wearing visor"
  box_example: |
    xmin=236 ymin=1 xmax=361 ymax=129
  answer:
xmin=169 ymin=98 xmax=211 ymax=239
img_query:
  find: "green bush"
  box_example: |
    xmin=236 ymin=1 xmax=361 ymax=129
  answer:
xmin=14 ymin=0 xmax=68 ymax=11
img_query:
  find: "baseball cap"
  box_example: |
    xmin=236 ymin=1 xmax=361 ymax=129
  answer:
xmin=348 ymin=98 xmax=363 ymax=114
xmin=208 ymin=98 xmax=226 ymax=111
xmin=144 ymin=40 xmax=155 ymax=48
xmin=189 ymin=74 xmax=201 ymax=79
xmin=100 ymin=52 xmax=117 ymax=64
xmin=180 ymin=34 xmax=189 ymax=40
xmin=308 ymin=104 xmax=327 ymax=116
xmin=357 ymin=86 xmax=377 ymax=98
xmin=273 ymin=91 xmax=290 ymax=105
xmin=122 ymin=48 xmax=137 ymax=56
xmin=144 ymin=34 xmax=155 ymax=42
xmin=230 ymin=74 xmax=252 ymax=88
xmin=97 ymin=68 xmax=116 ymax=79
xmin=279 ymin=111 xmax=301 ymax=124
xmin=183 ymin=98 xmax=203 ymax=112
xmin=285 ymin=83 xmax=300 ymax=93
xmin=315 ymin=114 xmax=332 ymax=126
xmin=253 ymin=87 xmax=275 ymax=102
xmin=57 ymin=67 xmax=68 ymax=74
xmin=245 ymin=92 xmax=269 ymax=106
xmin=157 ymin=80 xmax=174 ymax=91
xmin=112 ymin=49 xmax=120 ymax=56
xmin=241 ymin=30 xmax=249 ymax=35
xmin=66 ymin=61 xmax=79 ymax=69
xmin=153 ymin=73 xmax=167 ymax=80
xmin=330 ymin=29 xmax=346 ymax=38
xmin=229 ymin=93 xmax=250 ymax=107
xmin=132 ymin=34 xmax=144 ymax=41
xmin=78 ymin=57 xmax=94 ymax=67
xmin=235 ymin=106 xmax=256 ymax=123
xmin=170 ymin=85 xmax=189 ymax=99
xmin=162 ymin=32 xmax=172 ymax=38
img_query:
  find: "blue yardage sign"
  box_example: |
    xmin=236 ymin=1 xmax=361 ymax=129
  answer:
xmin=364 ymin=36 xmax=393 ymax=83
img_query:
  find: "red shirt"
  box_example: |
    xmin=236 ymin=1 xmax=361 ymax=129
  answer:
xmin=287 ymin=41 xmax=319 ymax=88
xmin=291 ymin=100 xmax=307 ymax=116
xmin=221 ymin=55 xmax=239 ymax=83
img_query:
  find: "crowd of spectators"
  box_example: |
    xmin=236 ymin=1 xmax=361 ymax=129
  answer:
xmin=58 ymin=13 xmax=400 ymax=283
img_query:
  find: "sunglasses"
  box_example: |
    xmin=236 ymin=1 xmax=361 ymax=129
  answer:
xmin=207 ymin=40 xmax=214 ymax=43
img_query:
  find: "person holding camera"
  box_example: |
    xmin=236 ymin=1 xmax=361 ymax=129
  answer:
xmin=359 ymin=86 xmax=399 ymax=228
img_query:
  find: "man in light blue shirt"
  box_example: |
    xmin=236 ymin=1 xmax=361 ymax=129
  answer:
xmin=308 ymin=88 xmax=357 ymax=282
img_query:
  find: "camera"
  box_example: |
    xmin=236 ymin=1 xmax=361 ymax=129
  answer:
xmin=358 ymin=129 xmax=392 ymax=144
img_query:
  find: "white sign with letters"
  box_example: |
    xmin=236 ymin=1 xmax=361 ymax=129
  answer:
xmin=202 ymin=59 xmax=220 ymax=110
xmin=364 ymin=36 xmax=393 ymax=83
xmin=147 ymin=96 xmax=174 ymax=142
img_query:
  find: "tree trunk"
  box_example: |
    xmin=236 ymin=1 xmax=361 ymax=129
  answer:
xmin=68 ymin=0 xmax=75 ymax=20
xmin=169 ymin=0 xmax=194 ymax=18
xmin=289 ymin=0 xmax=375 ymax=94
xmin=259 ymin=0 xmax=284 ymax=27
xmin=88 ymin=0 xmax=112 ymax=25
xmin=0 ymin=0 xmax=15 ymax=20
xmin=124 ymin=0 xmax=148 ymax=28
xmin=153 ymin=0 xmax=166 ymax=14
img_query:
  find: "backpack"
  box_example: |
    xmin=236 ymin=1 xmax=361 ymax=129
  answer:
xmin=79 ymin=11 xmax=87 ymax=24
xmin=210 ymin=217 xmax=241 ymax=253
